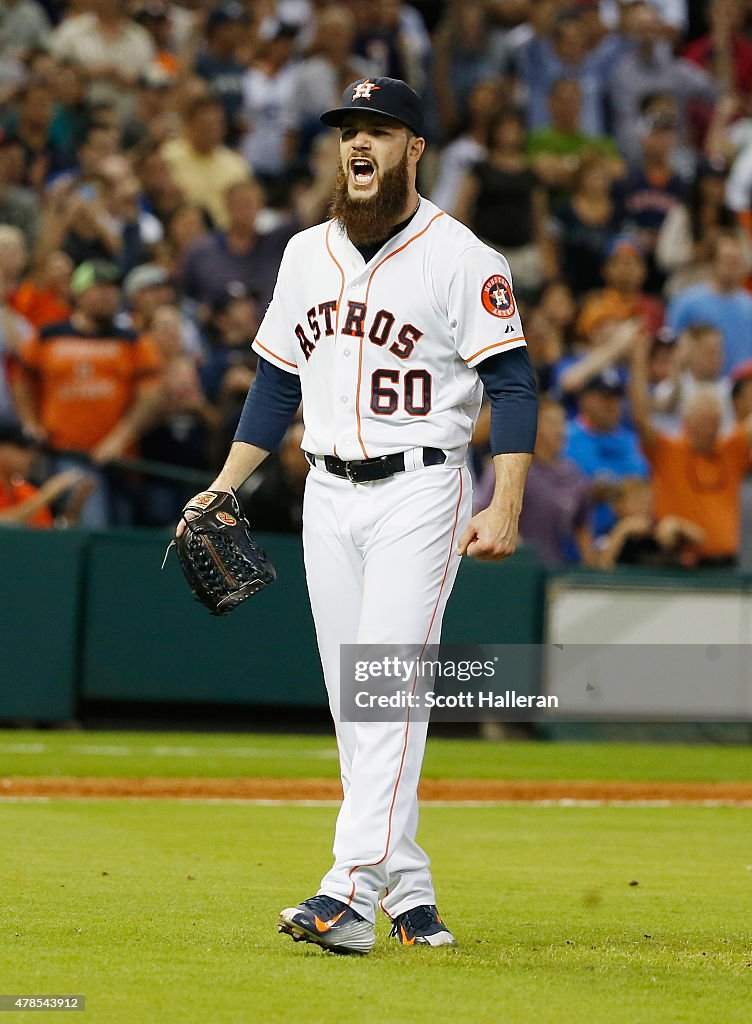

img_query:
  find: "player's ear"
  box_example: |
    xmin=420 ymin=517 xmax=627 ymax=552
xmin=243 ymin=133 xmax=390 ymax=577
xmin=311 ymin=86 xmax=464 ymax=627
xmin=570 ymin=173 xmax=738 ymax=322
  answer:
xmin=409 ymin=134 xmax=425 ymax=162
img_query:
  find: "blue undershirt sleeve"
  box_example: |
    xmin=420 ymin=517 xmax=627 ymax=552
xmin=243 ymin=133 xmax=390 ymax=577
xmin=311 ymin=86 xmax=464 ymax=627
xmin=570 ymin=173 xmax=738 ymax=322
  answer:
xmin=233 ymin=357 xmax=302 ymax=452
xmin=476 ymin=347 xmax=538 ymax=455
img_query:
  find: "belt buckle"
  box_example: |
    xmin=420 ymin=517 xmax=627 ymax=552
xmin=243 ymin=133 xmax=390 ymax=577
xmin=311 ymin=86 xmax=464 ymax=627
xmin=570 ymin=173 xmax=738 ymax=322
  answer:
xmin=344 ymin=460 xmax=358 ymax=482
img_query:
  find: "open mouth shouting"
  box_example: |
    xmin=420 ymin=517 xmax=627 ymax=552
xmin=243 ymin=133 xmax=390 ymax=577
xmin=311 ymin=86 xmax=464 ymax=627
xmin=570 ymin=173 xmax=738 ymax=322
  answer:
xmin=350 ymin=156 xmax=377 ymax=188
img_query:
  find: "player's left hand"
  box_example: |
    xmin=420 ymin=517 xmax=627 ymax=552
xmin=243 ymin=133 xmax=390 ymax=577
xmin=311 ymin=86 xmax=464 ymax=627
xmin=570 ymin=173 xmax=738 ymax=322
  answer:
xmin=457 ymin=505 xmax=519 ymax=562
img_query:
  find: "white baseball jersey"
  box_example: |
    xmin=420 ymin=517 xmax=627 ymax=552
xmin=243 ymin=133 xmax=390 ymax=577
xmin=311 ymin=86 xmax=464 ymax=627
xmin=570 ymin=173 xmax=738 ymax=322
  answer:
xmin=252 ymin=197 xmax=527 ymax=461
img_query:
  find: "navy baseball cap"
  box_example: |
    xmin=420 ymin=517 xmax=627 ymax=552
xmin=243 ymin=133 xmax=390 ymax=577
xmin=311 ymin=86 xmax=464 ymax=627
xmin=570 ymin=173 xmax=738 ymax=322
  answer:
xmin=71 ymin=259 xmax=120 ymax=296
xmin=581 ymin=368 xmax=625 ymax=397
xmin=207 ymin=2 xmax=247 ymax=30
xmin=320 ymin=77 xmax=424 ymax=136
xmin=211 ymin=280 xmax=257 ymax=314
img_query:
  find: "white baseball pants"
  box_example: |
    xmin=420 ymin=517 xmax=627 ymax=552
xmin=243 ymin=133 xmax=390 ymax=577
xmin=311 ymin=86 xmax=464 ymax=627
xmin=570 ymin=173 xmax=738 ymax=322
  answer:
xmin=302 ymin=460 xmax=472 ymax=923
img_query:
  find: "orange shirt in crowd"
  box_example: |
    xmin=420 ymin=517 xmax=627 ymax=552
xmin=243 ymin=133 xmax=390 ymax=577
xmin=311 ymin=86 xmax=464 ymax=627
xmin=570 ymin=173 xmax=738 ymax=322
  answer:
xmin=644 ymin=426 xmax=752 ymax=558
xmin=577 ymin=289 xmax=664 ymax=339
xmin=0 ymin=478 xmax=53 ymax=528
xmin=9 ymin=282 xmax=72 ymax=331
xmin=18 ymin=322 xmax=162 ymax=452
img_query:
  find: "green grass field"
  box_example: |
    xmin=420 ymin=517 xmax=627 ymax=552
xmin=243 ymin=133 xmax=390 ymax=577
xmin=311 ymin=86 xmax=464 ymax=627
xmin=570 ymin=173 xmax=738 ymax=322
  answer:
xmin=1 ymin=731 xmax=750 ymax=1023
xmin=1 ymin=729 xmax=752 ymax=781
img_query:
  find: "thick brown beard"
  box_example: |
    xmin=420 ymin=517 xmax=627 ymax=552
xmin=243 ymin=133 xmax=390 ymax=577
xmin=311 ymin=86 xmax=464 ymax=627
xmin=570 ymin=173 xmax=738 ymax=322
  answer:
xmin=329 ymin=147 xmax=411 ymax=246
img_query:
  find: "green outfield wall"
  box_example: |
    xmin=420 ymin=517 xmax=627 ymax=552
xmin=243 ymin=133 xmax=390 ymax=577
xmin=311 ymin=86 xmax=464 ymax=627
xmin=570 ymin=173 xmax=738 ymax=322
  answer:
xmin=0 ymin=528 xmax=86 ymax=722
xmin=3 ymin=527 xmax=751 ymax=724
xmin=0 ymin=528 xmax=544 ymax=720
xmin=80 ymin=532 xmax=544 ymax=705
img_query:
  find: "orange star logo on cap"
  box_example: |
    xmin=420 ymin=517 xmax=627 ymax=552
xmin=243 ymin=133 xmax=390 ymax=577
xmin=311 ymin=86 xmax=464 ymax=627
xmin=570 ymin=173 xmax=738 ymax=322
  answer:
xmin=353 ymin=80 xmax=380 ymax=100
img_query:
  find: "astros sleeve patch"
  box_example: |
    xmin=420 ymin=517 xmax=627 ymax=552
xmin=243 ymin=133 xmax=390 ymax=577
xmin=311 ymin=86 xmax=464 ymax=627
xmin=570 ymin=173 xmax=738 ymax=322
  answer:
xmin=448 ymin=246 xmax=527 ymax=367
xmin=481 ymin=275 xmax=516 ymax=319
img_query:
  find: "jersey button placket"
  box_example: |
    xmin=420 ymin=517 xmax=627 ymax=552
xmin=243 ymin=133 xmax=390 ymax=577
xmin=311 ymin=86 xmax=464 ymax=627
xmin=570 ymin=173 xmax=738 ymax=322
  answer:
xmin=333 ymin=274 xmax=364 ymax=460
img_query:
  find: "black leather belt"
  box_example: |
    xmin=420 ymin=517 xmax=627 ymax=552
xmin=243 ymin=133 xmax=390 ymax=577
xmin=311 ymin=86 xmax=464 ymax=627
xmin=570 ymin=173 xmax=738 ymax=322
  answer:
xmin=305 ymin=447 xmax=447 ymax=483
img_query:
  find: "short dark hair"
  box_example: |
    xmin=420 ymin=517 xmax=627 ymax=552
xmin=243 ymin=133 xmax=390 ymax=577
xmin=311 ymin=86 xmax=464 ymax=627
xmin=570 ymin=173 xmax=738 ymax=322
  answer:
xmin=639 ymin=91 xmax=674 ymax=115
xmin=489 ymin=107 xmax=526 ymax=137
xmin=732 ymin=375 xmax=752 ymax=401
xmin=168 ymin=201 xmax=214 ymax=234
xmin=682 ymin=322 xmax=722 ymax=346
xmin=552 ymin=13 xmax=579 ymax=38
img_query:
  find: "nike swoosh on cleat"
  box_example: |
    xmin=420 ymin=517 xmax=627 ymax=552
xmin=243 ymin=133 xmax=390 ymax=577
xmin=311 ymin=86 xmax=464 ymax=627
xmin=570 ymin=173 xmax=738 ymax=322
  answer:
xmin=400 ymin=925 xmax=416 ymax=946
xmin=313 ymin=910 xmax=346 ymax=932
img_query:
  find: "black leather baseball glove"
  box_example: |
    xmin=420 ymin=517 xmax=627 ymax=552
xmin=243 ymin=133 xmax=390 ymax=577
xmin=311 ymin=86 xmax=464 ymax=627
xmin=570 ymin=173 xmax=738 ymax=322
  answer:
xmin=169 ymin=490 xmax=276 ymax=616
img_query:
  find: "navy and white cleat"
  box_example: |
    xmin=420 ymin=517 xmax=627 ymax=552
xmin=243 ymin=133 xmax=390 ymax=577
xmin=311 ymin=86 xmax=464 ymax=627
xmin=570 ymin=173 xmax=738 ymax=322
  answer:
xmin=278 ymin=894 xmax=376 ymax=955
xmin=389 ymin=904 xmax=456 ymax=947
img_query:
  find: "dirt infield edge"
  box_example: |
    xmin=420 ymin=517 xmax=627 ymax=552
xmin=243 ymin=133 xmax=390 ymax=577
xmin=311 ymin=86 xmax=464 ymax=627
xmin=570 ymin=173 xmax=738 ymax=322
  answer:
xmin=2 ymin=776 xmax=752 ymax=803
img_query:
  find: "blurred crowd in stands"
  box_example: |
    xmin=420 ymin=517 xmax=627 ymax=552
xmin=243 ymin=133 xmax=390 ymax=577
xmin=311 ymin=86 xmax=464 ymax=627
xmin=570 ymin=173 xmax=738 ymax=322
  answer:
xmin=3 ymin=0 xmax=752 ymax=568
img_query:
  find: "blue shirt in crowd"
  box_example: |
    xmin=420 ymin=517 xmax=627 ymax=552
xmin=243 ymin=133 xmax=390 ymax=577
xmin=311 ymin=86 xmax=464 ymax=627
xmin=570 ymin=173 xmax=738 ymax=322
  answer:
xmin=667 ymin=284 xmax=752 ymax=375
xmin=565 ymin=416 xmax=648 ymax=535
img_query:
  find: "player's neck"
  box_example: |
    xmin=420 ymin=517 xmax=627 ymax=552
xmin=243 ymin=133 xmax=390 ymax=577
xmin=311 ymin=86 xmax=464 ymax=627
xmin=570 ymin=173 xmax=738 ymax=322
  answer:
xmin=396 ymin=188 xmax=421 ymax=228
xmin=350 ymin=193 xmax=422 ymax=259
xmin=376 ymin=190 xmax=421 ymax=241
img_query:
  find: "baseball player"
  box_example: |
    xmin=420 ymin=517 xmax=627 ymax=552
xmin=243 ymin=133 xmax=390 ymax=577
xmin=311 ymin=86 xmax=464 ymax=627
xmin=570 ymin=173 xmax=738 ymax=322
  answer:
xmin=178 ymin=77 xmax=538 ymax=953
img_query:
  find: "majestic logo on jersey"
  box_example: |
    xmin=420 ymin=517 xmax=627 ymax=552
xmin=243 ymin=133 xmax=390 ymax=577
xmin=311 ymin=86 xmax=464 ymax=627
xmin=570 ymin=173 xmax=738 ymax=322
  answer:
xmin=353 ymin=80 xmax=380 ymax=100
xmin=482 ymin=275 xmax=515 ymax=319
